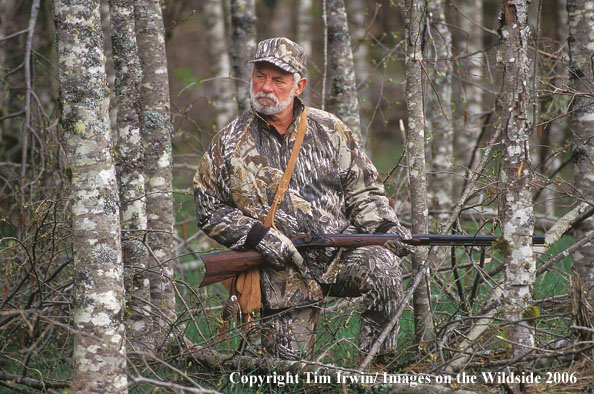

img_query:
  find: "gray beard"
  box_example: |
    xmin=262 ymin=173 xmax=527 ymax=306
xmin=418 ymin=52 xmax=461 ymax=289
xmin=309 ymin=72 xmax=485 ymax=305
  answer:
xmin=250 ymin=81 xmax=297 ymax=115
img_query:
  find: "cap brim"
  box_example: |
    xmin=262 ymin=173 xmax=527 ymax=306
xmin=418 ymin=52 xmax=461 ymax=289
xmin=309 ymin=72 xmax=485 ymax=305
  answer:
xmin=248 ymin=57 xmax=298 ymax=74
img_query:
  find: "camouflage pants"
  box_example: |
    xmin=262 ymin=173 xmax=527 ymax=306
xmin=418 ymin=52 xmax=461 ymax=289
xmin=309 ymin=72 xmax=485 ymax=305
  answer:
xmin=261 ymin=245 xmax=403 ymax=360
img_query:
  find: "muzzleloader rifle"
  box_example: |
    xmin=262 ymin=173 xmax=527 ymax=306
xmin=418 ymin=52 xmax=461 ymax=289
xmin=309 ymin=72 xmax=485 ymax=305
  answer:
xmin=199 ymin=233 xmax=546 ymax=287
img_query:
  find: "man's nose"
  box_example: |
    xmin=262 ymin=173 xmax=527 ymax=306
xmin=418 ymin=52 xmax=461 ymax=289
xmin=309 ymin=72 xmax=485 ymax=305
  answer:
xmin=261 ymin=77 xmax=273 ymax=92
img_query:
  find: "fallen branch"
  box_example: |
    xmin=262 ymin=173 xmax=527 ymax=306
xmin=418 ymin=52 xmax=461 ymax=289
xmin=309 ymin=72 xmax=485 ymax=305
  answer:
xmin=0 ymin=371 xmax=69 ymax=391
xmin=443 ymin=286 xmax=504 ymax=373
xmin=131 ymin=376 xmax=221 ymax=394
xmin=544 ymin=202 xmax=594 ymax=245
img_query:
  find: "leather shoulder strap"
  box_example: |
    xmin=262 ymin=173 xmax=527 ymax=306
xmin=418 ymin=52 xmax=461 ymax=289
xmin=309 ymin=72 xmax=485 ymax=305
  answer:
xmin=264 ymin=108 xmax=308 ymax=229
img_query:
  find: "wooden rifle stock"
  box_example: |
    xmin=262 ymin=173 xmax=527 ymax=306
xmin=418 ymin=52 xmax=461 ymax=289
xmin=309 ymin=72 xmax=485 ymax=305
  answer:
xmin=199 ymin=233 xmax=546 ymax=287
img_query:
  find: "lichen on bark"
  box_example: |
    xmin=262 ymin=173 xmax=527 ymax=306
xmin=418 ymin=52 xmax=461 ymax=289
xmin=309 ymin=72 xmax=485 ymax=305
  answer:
xmin=496 ymin=0 xmax=536 ymax=361
xmin=54 ymin=0 xmax=128 ymax=391
xmin=135 ymin=0 xmax=177 ymax=346
xmin=109 ymin=0 xmax=153 ymax=354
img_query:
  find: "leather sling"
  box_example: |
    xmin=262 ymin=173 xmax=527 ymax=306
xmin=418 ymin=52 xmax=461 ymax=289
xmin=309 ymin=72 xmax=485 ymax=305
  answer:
xmin=224 ymin=108 xmax=308 ymax=321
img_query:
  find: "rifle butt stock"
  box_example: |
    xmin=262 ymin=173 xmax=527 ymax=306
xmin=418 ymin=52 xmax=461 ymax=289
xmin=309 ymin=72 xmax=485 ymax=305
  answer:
xmin=200 ymin=250 xmax=265 ymax=287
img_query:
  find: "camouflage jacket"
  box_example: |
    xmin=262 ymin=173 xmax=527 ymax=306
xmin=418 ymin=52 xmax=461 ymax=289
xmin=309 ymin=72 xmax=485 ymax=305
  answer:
xmin=193 ymin=99 xmax=403 ymax=308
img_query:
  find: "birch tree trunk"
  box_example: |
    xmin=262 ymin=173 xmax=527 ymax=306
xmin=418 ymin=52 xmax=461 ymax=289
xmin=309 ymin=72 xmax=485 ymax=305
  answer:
xmin=203 ymin=0 xmax=237 ymax=129
xmin=405 ymin=0 xmax=434 ymax=342
xmin=539 ymin=0 xmax=568 ymax=216
xmin=109 ymin=0 xmax=153 ymax=354
xmin=567 ymin=0 xmax=594 ymax=297
xmin=135 ymin=0 xmax=177 ymax=347
xmin=454 ymin=0 xmax=484 ymax=174
xmin=296 ymin=0 xmax=313 ymax=105
xmin=497 ymin=0 xmax=535 ymax=360
xmin=426 ymin=0 xmax=454 ymax=221
xmin=348 ymin=0 xmax=371 ymax=130
xmin=53 ymin=0 xmax=127 ymax=391
xmin=230 ymin=0 xmax=256 ymax=113
xmin=326 ymin=0 xmax=363 ymax=144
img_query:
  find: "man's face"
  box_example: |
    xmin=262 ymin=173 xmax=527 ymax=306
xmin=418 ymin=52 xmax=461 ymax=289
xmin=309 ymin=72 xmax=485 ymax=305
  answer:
xmin=250 ymin=63 xmax=297 ymax=115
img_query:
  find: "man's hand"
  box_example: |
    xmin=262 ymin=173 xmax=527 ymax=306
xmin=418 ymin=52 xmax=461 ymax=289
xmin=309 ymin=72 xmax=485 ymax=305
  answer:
xmin=382 ymin=223 xmax=414 ymax=257
xmin=255 ymin=227 xmax=303 ymax=270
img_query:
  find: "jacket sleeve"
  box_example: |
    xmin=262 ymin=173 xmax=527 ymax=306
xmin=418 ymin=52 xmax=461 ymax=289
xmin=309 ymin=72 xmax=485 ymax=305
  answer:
xmin=192 ymin=135 xmax=259 ymax=250
xmin=335 ymin=120 xmax=402 ymax=234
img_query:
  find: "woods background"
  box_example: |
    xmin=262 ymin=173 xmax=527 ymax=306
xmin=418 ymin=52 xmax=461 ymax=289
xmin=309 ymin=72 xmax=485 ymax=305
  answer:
xmin=1 ymin=0 xmax=593 ymax=393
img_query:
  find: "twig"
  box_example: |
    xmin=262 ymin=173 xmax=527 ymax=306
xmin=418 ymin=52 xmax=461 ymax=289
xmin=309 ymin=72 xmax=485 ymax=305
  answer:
xmin=537 ymin=230 xmax=594 ymax=276
xmin=0 ymin=371 xmax=69 ymax=390
xmin=443 ymin=286 xmax=504 ymax=373
xmin=132 ymin=376 xmax=220 ymax=393
xmin=0 ymin=28 xmax=29 ymax=42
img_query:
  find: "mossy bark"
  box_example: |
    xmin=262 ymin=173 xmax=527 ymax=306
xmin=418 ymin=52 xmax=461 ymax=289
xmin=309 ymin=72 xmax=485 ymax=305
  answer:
xmin=54 ymin=0 xmax=127 ymax=391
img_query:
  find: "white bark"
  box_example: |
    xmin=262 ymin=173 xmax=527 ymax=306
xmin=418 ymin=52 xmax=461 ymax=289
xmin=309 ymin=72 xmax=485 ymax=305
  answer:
xmin=230 ymin=0 xmax=257 ymax=113
xmin=109 ymin=0 xmax=153 ymax=353
xmin=327 ymin=0 xmax=364 ymax=143
xmin=405 ymin=0 xmax=433 ymax=342
xmin=497 ymin=0 xmax=535 ymax=360
xmin=135 ymin=0 xmax=177 ymax=347
xmin=54 ymin=0 xmax=127 ymax=391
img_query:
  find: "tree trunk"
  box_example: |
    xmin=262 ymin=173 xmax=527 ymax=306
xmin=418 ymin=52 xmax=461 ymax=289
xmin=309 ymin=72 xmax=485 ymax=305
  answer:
xmin=0 ymin=0 xmax=21 ymax=144
xmin=135 ymin=0 xmax=177 ymax=348
xmin=567 ymin=0 xmax=594 ymax=298
xmin=230 ymin=0 xmax=257 ymax=113
xmin=296 ymin=0 xmax=313 ymax=105
xmin=426 ymin=0 xmax=454 ymax=222
xmin=539 ymin=0 xmax=568 ymax=216
xmin=53 ymin=0 xmax=127 ymax=391
xmin=497 ymin=0 xmax=535 ymax=360
xmin=326 ymin=0 xmax=363 ymax=144
xmin=348 ymin=0 xmax=369 ymax=85
xmin=203 ymin=0 xmax=237 ymax=129
xmin=453 ymin=0 xmax=484 ymax=180
xmin=348 ymin=0 xmax=371 ymax=134
xmin=270 ymin=0 xmax=292 ymax=38
xmin=109 ymin=0 xmax=153 ymax=354
xmin=405 ymin=0 xmax=434 ymax=342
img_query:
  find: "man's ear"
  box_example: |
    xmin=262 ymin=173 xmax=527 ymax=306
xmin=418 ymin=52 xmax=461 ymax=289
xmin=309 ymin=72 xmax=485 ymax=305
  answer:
xmin=295 ymin=78 xmax=307 ymax=96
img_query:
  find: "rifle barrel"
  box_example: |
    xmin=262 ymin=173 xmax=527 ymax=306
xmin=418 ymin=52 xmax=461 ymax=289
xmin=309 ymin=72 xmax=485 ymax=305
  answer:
xmin=199 ymin=233 xmax=546 ymax=287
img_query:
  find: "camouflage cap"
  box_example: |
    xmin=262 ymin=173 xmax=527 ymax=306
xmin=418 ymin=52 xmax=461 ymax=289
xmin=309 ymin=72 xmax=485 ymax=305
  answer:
xmin=249 ymin=37 xmax=307 ymax=76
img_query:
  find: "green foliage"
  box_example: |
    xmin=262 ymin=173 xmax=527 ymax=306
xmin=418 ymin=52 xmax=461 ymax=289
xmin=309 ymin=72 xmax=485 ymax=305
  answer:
xmin=173 ymin=67 xmax=203 ymax=88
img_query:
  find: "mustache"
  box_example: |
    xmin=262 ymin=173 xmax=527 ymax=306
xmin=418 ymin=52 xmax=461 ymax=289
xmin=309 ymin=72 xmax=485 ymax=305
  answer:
xmin=253 ymin=92 xmax=279 ymax=105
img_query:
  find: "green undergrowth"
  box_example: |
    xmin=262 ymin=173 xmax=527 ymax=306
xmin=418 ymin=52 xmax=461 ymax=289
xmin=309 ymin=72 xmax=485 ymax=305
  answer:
xmin=0 ymin=230 xmax=578 ymax=393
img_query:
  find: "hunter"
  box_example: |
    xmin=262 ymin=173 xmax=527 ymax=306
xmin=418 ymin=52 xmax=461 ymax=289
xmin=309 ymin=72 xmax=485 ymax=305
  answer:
xmin=193 ymin=37 xmax=413 ymax=361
